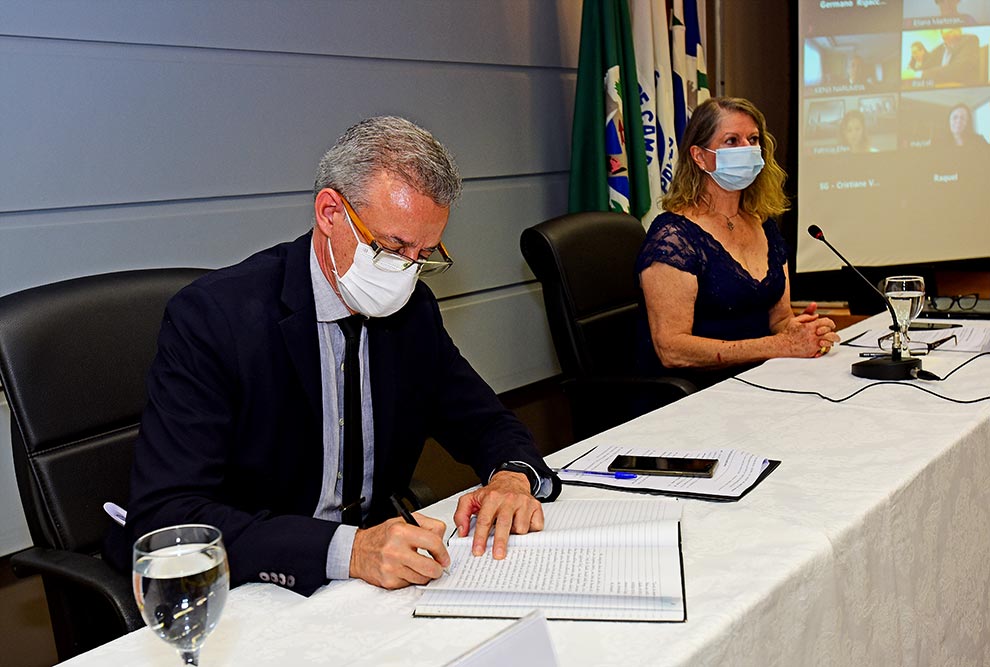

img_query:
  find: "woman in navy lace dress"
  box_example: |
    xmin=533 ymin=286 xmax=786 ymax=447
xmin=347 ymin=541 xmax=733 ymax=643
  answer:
xmin=637 ymin=97 xmax=840 ymax=387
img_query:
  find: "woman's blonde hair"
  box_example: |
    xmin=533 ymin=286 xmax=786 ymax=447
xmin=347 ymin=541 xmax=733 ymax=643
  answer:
xmin=661 ymin=97 xmax=789 ymax=220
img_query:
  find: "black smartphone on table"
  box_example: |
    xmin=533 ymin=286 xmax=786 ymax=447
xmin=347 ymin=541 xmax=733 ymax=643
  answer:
xmin=608 ymin=455 xmax=719 ymax=478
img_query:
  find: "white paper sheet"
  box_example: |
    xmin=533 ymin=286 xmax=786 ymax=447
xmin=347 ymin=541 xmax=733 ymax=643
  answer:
xmin=557 ymin=445 xmax=770 ymax=499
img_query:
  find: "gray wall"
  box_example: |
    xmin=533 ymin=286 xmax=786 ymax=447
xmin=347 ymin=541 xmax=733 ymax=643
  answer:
xmin=0 ymin=1 xmax=581 ymax=555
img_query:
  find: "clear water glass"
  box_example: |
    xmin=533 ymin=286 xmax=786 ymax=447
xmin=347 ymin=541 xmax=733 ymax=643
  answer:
xmin=883 ymin=275 xmax=925 ymax=356
xmin=133 ymin=524 xmax=229 ymax=666
xmin=883 ymin=275 xmax=926 ymax=330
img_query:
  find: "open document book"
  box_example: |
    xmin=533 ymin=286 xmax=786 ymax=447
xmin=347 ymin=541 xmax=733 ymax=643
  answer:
xmin=414 ymin=499 xmax=685 ymax=622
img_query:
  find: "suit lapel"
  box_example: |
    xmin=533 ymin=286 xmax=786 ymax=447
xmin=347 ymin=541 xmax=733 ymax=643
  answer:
xmin=279 ymin=233 xmax=322 ymax=420
xmin=368 ymin=320 xmax=398 ymax=472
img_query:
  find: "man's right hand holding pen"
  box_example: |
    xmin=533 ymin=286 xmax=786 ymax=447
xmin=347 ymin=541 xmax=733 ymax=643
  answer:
xmin=348 ymin=498 xmax=450 ymax=590
xmin=349 ymin=471 xmax=548 ymax=589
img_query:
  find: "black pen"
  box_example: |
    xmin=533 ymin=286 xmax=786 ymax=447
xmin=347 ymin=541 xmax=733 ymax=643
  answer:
xmin=389 ymin=494 xmax=450 ymax=574
xmin=389 ymin=493 xmax=420 ymax=526
xmin=859 ymin=352 xmax=890 ymax=358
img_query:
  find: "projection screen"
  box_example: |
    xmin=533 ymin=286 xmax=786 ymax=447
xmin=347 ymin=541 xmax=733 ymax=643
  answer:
xmin=796 ymin=0 xmax=990 ymax=273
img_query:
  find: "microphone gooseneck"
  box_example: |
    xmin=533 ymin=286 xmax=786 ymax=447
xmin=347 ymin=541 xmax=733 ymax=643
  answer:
xmin=806 ymin=226 xmax=900 ymax=331
xmin=806 ymin=225 xmax=922 ymax=380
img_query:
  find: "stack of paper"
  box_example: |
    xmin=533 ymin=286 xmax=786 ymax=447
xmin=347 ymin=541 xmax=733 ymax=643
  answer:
xmin=414 ymin=499 xmax=685 ymax=622
xmin=558 ymin=445 xmax=777 ymax=501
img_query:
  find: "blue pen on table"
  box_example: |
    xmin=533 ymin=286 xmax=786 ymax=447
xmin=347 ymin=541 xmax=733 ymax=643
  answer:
xmin=556 ymin=468 xmax=637 ymax=480
xmin=389 ymin=493 xmax=450 ymax=575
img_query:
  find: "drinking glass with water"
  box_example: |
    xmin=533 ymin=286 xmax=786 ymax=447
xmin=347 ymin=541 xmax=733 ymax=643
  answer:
xmin=883 ymin=275 xmax=925 ymax=355
xmin=132 ymin=524 xmax=229 ymax=666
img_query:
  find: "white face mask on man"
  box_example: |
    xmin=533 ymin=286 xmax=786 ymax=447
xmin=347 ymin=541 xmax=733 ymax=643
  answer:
xmin=327 ymin=206 xmax=418 ymax=318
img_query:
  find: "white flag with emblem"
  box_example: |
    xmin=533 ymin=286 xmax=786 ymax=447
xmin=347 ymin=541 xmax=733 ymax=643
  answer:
xmin=671 ymin=0 xmax=710 ymax=141
xmin=630 ymin=0 xmax=679 ymax=227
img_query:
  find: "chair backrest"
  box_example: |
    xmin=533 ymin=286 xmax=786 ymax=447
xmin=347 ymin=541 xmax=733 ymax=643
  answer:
xmin=521 ymin=211 xmax=646 ymax=378
xmin=0 ymin=268 xmax=208 ymax=554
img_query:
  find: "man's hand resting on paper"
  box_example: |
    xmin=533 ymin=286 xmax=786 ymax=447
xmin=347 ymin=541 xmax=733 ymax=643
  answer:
xmin=453 ymin=471 xmax=544 ymax=560
xmin=349 ymin=513 xmax=449 ymax=589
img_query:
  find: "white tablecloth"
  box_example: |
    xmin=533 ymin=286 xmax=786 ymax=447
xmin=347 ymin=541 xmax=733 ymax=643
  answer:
xmin=64 ymin=315 xmax=990 ymax=666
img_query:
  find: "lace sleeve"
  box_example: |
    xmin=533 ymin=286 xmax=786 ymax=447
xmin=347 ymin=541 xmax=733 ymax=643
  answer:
xmin=635 ymin=214 xmax=703 ymax=277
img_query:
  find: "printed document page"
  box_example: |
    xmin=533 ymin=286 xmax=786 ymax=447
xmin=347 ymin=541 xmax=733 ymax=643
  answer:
xmin=841 ymin=326 xmax=990 ymax=353
xmin=558 ymin=445 xmax=770 ymax=498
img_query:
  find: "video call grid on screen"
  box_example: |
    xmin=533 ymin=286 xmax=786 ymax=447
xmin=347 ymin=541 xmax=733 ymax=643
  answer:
xmin=796 ymin=0 xmax=990 ymax=273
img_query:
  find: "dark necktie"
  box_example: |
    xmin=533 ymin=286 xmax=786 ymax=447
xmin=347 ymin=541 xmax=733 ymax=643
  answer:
xmin=337 ymin=314 xmax=364 ymax=526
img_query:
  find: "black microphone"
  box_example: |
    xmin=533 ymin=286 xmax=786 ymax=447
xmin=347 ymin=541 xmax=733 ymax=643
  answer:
xmin=806 ymin=225 xmax=921 ymax=380
xmin=807 ymin=225 xmax=900 ymax=330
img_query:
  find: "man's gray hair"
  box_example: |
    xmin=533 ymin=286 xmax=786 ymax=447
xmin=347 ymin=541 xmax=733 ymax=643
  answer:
xmin=314 ymin=116 xmax=462 ymax=208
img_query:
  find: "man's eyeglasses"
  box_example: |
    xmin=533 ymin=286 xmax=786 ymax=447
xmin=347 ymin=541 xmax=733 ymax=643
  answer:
xmin=927 ymin=293 xmax=979 ymax=311
xmin=340 ymin=196 xmax=453 ymax=276
xmin=878 ymin=332 xmax=957 ymax=355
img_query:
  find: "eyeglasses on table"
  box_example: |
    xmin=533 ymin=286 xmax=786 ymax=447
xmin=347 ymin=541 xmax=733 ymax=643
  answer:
xmin=877 ymin=331 xmax=957 ymax=355
xmin=927 ymin=294 xmax=979 ymax=311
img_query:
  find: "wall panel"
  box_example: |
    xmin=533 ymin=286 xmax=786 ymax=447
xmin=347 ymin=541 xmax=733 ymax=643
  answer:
xmin=1 ymin=1 xmax=580 ymax=69
xmin=0 ymin=175 xmax=567 ymax=297
xmin=0 ymin=393 xmax=31 ymax=556
xmin=426 ymin=173 xmax=569 ymax=297
xmin=1 ymin=37 xmax=575 ymax=212
xmin=440 ymin=285 xmax=559 ymax=394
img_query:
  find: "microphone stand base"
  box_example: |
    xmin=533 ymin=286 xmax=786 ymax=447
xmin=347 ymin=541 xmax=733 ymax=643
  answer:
xmin=851 ymin=356 xmax=922 ymax=380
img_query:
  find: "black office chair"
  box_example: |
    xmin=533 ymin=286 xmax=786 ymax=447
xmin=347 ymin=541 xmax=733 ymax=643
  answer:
xmin=521 ymin=212 xmax=695 ymax=441
xmin=0 ymin=267 xmax=208 ymax=660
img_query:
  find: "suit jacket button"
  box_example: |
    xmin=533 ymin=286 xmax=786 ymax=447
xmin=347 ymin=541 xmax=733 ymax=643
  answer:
xmin=259 ymin=572 xmax=270 ymax=582
xmin=278 ymin=573 xmax=287 ymax=585
xmin=286 ymin=575 xmax=295 ymax=587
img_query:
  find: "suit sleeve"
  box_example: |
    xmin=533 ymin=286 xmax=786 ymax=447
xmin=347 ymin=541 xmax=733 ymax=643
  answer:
xmin=125 ymin=285 xmax=336 ymax=596
xmin=925 ymin=38 xmax=980 ymax=83
xmin=421 ymin=294 xmax=561 ymax=501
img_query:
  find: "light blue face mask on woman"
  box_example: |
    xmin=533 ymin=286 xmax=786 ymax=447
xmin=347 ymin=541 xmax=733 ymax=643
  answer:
xmin=701 ymin=145 xmax=764 ymax=191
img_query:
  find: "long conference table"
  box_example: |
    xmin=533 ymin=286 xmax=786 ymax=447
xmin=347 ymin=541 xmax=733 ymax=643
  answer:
xmin=64 ymin=314 xmax=990 ymax=666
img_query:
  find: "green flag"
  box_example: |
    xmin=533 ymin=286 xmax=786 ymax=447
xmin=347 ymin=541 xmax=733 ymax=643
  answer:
xmin=569 ymin=0 xmax=651 ymax=219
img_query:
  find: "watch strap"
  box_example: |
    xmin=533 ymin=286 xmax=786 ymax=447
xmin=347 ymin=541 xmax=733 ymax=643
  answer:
xmin=491 ymin=460 xmax=540 ymax=496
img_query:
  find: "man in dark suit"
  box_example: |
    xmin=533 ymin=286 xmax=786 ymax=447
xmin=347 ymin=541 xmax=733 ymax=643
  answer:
xmin=922 ymin=28 xmax=981 ymax=84
xmin=112 ymin=116 xmax=560 ymax=595
xmin=845 ymin=55 xmax=874 ymax=86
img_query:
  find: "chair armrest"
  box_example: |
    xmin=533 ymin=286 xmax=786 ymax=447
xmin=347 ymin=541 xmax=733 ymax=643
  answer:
xmin=564 ymin=375 xmax=697 ymax=402
xmin=11 ymin=546 xmax=144 ymax=632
